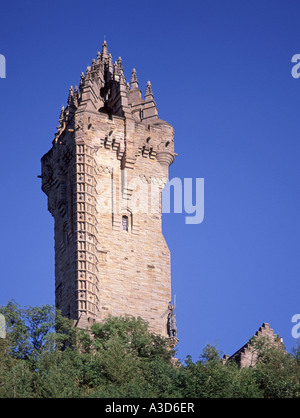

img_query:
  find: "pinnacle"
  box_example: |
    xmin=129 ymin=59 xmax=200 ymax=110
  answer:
xmin=67 ymin=85 xmax=75 ymax=108
xmin=130 ymin=68 xmax=139 ymax=89
xmin=117 ymin=57 xmax=124 ymax=77
xmin=59 ymin=106 xmax=64 ymax=120
xmin=101 ymin=39 xmax=109 ymax=60
xmin=68 ymin=85 xmax=74 ymax=99
xmin=145 ymin=80 xmax=153 ymax=97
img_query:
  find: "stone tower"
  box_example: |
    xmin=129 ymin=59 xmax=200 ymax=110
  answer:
xmin=41 ymin=41 xmax=175 ymax=337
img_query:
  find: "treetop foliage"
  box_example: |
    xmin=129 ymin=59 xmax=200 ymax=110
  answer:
xmin=0 ymin=301 xmax=300 ymax=398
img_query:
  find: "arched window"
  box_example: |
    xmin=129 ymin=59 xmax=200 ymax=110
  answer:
xmin=122 ymin=215 xmax=129 ymax=231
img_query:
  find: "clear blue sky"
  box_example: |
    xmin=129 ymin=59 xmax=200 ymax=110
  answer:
xmin=0 ymin=0 xmax=300 ymax=362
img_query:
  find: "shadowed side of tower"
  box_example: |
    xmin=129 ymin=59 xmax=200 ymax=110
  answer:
xmin=41 ymin=41 xmax=176 ymax=337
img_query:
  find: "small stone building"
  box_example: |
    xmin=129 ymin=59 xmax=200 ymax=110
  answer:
xmin=223 ymin=323 xmax=285 ymax=368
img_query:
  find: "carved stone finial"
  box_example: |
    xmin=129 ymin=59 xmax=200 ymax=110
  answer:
xmin=68 ymin=86 xmax=74 ymax=105
xmin=145 ymin=80 xmax=153 ymax=97
xmin=79 ymin=72 xmax=85 ymax=92
xmin=113 ymin=61 xmax=118 ymax=80
xmin=119 ymin=72 xmax=126 ymax=86
xmin=56 ymin=106 xmax=65 ymax=132
xmin=58 ymin=106 xmax=65 ymax=123
xmin=130 ymin=68 xmax=139 ymax=89
xmin=101 ymin=40 xmax=109 ymax=60
xmin=108 ymin=53 xmax=113 ymax=73
xmin=117 ymin=56 xmax=123 ymax=73
xmin=74 ymin=86 xmax=79 ymax=106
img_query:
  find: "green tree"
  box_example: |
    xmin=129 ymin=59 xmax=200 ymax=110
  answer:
xmin=1 ymin=301 xmax=300 ymax=398
xmin=253 ymin=345 xmax=300 ymax=398
xmin=74 ymin=315 xmax=176 ymax=397
xmin=182 ymin=344 xmax=263 ymax=398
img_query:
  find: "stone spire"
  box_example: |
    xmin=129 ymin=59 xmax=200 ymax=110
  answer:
xmin=67 ymin=85 xmax=74 ymax=104
xmin=145 ymin=81 xmax=154 ymax=100
xmin=67 ymin=85 xmax=77 ymax=113
xmin=116 ymin=57 xmax=125 ymax=85
xmin=130 ymin=68 xmax=139 ymax=90
xmin=127 ymin=68 xmax=143 ymax=111
xmin=79 ymin=72 xmax=85 ymax=92
xmin=142 ymin=81 xmax=158 ymax=122
xmin=73 ymin=86 xmax=79 ymax=107
xmin=52 ymin=42 xmax=168 ymax=125
xmin=58 ymin=106 xmax=65 ymax=123
xmin=101 ymin=40 xmax=109 ymax=61
xmin=117 ymin=57 xmax=124 ymax=75
xmin=56 ymin=106 xmax=65 ymax=132
xmin=108 ymin=53 xmax=113 ymax=74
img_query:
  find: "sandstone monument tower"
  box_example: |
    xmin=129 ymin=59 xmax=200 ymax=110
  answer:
xmin=41 ymin=41 xmax=175 ymax=337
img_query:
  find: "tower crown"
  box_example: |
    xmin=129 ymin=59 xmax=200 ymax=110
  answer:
xmin=52 ymin=40 xmax=175 ymax=169
xmin=58 ymin=41 xmax=173 ymax=125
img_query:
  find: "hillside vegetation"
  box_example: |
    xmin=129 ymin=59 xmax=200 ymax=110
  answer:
xmin=0 ymin=301 xmax=299 ymax=398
